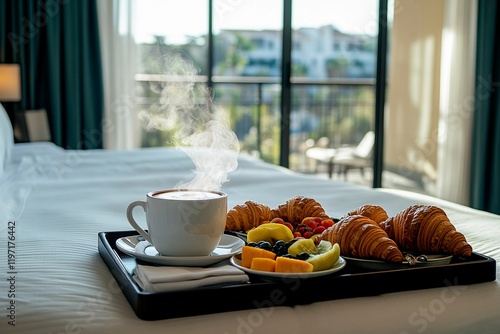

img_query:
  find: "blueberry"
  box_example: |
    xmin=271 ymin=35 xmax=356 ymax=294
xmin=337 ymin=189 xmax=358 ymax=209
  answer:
xmin=258 ymin=241 xmax=272 ymax=251
xmin=281 ymin=254 xmax=296 ymax=259
xmin=272 ymin=241 xmax=287 ymax=254
xmin=247 ymin=242 xmax=258 ymax=248
xmin=274 ymin=246 xmax=287 ymax=257
xmin=297 ymin=252 xmax=310 ymax=260
xmin=274 ymin=240 xmax=286 ymax=248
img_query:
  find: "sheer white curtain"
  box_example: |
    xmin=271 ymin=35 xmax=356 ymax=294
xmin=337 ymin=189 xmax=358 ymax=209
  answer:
xmin=97 ymin=0 xmax=142 ymax=149
xmin=437 ymin=0 xmax=477 ymax=205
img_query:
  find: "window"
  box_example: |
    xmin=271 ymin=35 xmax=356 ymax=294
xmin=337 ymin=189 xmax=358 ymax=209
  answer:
xmin=132 ymin=0 xmax=382 ymax=182
xmin=107 ymin=0 xmax=470 ymax=199
xmin=290 ymin=0 xmax=379 ymax=178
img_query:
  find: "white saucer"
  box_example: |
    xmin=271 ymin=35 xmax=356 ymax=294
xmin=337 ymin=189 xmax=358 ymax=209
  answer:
xmin=115 ymin=234 xmax=245 ymax=266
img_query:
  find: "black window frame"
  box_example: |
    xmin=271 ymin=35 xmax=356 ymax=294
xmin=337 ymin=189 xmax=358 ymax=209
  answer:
xmin=207 ymin=0 xmax=388 ymax=188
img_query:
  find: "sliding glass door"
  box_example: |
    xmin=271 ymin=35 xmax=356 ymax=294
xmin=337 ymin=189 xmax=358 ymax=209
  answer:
xmin=132 ymin=0 xmax=382 ymax=185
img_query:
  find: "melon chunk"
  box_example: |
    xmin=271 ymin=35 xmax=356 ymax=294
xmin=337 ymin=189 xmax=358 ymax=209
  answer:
xmin=250 ymin=257 xmax=276 ymax=272
xmin=241 ymin=246 xmax=276 ymax=268
xmin=275 ymin=257 xmax=313 ymax=273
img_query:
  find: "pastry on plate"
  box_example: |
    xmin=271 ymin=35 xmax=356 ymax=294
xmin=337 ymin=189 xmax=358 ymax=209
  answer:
xmin=318 ymin=214 xmax=404 ymax=263
xmin=379 ymin=204 xmax=473 ymax=257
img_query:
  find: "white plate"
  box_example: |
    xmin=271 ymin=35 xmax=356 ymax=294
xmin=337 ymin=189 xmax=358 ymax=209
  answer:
xmin=115 ymin=234 xmax=245 ymax=266
xmin=344 ymin=253 xmax=453 ymax=271
xmin=230 ymin=253 xmax=346 ymax=279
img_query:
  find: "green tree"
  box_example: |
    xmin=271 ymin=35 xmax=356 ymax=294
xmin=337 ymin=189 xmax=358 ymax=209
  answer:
xmin=214 ymin=33 xmax=254 ymax=75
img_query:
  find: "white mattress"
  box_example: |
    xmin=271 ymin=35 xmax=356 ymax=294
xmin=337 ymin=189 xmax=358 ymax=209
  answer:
xmin=1 ymin=142 xmax=499 ymax=334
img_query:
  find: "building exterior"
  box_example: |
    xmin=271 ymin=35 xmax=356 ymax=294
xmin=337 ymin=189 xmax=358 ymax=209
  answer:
xmin=215 ymin=25 xmax=376 ymax=78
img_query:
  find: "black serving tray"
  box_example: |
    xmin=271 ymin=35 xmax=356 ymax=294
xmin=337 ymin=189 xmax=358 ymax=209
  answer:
xmin=98 ymin=230 xmax=497 ymax=321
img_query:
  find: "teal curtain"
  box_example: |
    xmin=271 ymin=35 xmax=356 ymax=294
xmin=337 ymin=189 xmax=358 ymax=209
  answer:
xmin=0 ymin=0 xmax=103 ymax=149
xmin=470 ymin=0 xmax=500 ymax=214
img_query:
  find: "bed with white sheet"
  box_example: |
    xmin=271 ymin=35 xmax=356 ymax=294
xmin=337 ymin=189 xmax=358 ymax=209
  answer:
xmin=1 ymin=121 xmax=499 ymax=332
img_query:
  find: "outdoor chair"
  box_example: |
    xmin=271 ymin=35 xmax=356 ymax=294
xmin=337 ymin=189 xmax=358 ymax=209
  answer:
xmin=332 ymin=131 xmax=375 ymax=179
xmin=305 ymin=131 xmax=375 ymax=179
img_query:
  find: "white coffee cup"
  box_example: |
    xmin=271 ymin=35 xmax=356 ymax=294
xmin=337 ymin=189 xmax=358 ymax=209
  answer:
xmin=126 ymin=189 xmax=227 ymax=256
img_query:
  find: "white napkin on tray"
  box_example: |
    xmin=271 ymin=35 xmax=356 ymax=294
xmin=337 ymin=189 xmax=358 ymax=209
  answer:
xmin=133 ymin=263 xmax=249 ymax=293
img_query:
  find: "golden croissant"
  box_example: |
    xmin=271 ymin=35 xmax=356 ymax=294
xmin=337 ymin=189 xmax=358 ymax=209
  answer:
xmin=319 ymin=214 xmax=404 ymax=262
xmin=379 ymin=205 xmax=472 ymax=257
xmin=348 ymin=204 xmax=388 ymax=224
xmin=225 ymin=201 xmax=275 ymax=232
xmin=272 ymin=196 xmax=329 ymax=225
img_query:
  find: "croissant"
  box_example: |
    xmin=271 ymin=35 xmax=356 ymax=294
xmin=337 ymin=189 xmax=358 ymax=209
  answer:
xmin=348 ymin=204 xmax=388 ymax=224
xmin=319 ymin=214 xmax=404 ymax=262
xmin=379 ymin=205 xmax=472 ymax=257
xmin=225 ymin=201 xmax=276 ymax=232
xmin=272 ymin=196 xmax=329 ymax=226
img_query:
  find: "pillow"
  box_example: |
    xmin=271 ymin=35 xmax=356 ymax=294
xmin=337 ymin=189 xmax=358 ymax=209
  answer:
xmin=0 ymin=103 xmax=14 ymax=176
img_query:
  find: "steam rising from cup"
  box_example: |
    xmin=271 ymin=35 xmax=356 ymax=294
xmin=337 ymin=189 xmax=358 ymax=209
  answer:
xmin=139 ymin=53 xmax=239 ymax=191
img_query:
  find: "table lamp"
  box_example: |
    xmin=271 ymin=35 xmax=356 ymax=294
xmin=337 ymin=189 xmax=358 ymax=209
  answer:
xmin=0 ymin=64 xmax=24 ymax=141
xmin=0 ymin=64 xmax=21 ymax=102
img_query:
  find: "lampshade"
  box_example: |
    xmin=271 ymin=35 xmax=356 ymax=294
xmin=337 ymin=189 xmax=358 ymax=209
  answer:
xmin=0 ymin=64 xmax=21 ymax=101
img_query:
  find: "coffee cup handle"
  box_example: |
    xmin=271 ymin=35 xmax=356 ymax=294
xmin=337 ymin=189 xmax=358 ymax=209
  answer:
xmin=126 ymin=201 xmax=152 ymax=244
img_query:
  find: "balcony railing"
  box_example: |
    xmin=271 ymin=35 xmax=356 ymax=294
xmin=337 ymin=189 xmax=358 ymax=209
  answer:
xmin=134 ymin=74 xmax=376 ymax=171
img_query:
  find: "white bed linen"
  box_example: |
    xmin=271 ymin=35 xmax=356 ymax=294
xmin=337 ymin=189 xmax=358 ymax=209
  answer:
xmin=0 ymin=103 xmax=14 ymax=177
xmin=1 ymin=143 xmax=499 ymax=334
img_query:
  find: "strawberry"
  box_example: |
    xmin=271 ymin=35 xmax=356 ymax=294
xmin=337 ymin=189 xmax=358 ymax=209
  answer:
xmin=303 ymin=231 xmax=314 ymax=238
xmin=283 ymin=222 xmax=294 ymax=233
xmin=304 ymin=220 xmax=318 ymax=229
xmin=320 ymin=219 xmax=335 ymax=229
xmin=271 ymin=217 xmax=285 ymax=224
xmin=313 ymin=226 xmax=326 ymax=234
xmin=296 ymin=224 xmax=312 ymax=235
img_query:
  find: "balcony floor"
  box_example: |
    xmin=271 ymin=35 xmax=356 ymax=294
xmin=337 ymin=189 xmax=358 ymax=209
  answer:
xmin=300 ymin=166 xmax=431 ymax=196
